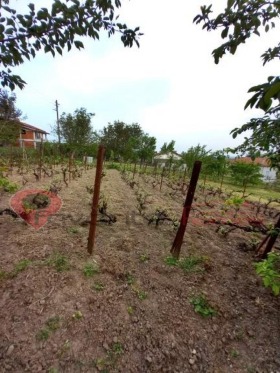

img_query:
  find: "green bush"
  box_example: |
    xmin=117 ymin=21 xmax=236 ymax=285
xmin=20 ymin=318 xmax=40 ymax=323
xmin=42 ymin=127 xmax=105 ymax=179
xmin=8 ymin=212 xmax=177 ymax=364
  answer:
xmin=0 ymin=177 xmax=18 ymax=192
xmin=190 ymin=295 xmax=217 ymax=317
xmin=255 ymin=252 xmax=280 ymax=296
xmin=106 ymin=162 xmax=121 ymax=170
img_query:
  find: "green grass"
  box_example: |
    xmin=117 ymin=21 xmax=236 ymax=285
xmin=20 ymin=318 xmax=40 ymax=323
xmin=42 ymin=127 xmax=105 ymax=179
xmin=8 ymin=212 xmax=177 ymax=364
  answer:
xmin=0 ymin=177 xmax=18 ymax=193
xmin=139 ymin=253 xmax=150 ymax=262
xmin=36 ymin=328 xmax=50 ymax=341
xmin=45 ymin=253 xmax=70 ymax=272
xmin=111 ymin=342 xmax=124 ymax=356
xmin=72 ymin=311 xmax=83 ymax=320
xmin=164 ymin=256 xmax=178 ymax=266
xmin=190 ymin=295 xmax=217 ymax=317
xmin=12 ymin=259 xmax=32 ymax=276
xmin=94 ymin=341 xmax=124 ymax=371
xmin=36 ymin=315 xmax=62 ymax=342
xmin=127 ymin=306 xmax=134 ymax=315
xmin=83 ymin=262 xmax=99 ymax=277
xmin=48 ymin=368 xmax=59 ymax=373
xmin=125 ymin=272 xmax=135 ymax=285
xmin=230 ymin=349 xmax=239 ymax=358
xmin=164 ymin=255 xmax=207 ymax=273
xmin=45 ymin=316 xmax=61 ymax=331
xmin=179 ymin=256 xmax=206 ymax=273
xmin=205 ymin=179 xmax=280 ymax=203
xmin=67 ymin=227 xmax=80 ymax=234
xmin=137 ymin=290 xmax=148 ymax=300
xmin=0 ymin=269 xmax=7 ymax=280
xmin=92 ymin=281 xmax=104 ymax=291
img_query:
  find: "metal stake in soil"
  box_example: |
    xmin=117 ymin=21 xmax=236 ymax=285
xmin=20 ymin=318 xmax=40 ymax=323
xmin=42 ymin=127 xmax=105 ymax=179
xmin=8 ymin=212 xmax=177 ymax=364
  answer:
xmin=87 ymin=145 xmax=105 ymax=255
xmin=171 ymin=160 xmax=202 ymax=259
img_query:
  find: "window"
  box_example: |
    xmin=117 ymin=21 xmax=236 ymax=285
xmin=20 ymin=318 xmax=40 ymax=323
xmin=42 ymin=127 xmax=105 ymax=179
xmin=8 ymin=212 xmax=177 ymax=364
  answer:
xmin=35 ymin=132 xmax=41 ymax=139
xmin=21 ymin=129 xmax=26 ymax=134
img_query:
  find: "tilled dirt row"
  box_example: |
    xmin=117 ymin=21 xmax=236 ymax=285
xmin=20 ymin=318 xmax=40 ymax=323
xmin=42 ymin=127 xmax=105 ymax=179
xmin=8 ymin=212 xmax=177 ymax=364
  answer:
xmin=0 ymin=168 xmax=279 ymax=373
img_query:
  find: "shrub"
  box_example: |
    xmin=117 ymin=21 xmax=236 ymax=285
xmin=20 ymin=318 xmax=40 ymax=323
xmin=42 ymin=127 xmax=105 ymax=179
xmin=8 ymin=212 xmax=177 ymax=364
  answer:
xmin=255 ymin=252 xmax=280 ymax=296
xmin=0 ymin=177 xmax=18 ymax=193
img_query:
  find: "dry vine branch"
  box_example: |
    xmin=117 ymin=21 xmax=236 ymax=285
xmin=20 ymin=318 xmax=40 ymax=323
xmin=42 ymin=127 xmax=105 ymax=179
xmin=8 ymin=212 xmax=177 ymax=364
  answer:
xmin=204 ymin=218 xmax=268 ymax=234
xmin=0 ymin=208 xmax=18 ymax=218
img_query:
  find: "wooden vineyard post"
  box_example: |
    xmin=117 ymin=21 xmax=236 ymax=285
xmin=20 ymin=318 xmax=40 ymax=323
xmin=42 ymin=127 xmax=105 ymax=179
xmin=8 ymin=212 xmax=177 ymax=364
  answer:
xmin=38 ymin=138 xmax=43 ymax=180
xmin=84 ymin=155 xmax=87 ymax=171
xmin=171 ymin=161 xmax=202 ymax=259
xmin=132 ymin=163 xmax=137 ymax=180
xmin=68 ymin=152 xmax=74 ymax=183
xmin=255 ymin=215 xmax=280 ymax=259
xmin=160 ymin=168 xmax=165 ymax=191
xmin=87 ymin=145 xmax=105 ymax=255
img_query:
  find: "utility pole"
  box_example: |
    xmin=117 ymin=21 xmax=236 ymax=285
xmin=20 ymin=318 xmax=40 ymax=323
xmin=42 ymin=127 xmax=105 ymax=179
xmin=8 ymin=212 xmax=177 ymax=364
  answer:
xmin=54 ymin=100 xmax=61 ymax=144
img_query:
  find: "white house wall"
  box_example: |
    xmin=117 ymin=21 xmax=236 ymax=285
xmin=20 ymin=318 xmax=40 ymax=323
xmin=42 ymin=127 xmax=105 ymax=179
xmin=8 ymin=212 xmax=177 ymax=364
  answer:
xmin=260 ymin=166 xmax=277 ymax=182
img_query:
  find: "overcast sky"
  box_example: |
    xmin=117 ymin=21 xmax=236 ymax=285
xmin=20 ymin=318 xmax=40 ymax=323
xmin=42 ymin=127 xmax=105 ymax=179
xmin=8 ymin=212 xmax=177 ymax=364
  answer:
xmin=9 ymin=0 xmax=280 ymax=152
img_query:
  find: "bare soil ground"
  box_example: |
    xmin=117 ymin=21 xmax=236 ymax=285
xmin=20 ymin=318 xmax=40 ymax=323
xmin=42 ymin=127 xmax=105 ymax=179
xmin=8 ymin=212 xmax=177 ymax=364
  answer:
xmin=0 ymin=167 xmax=280 ymax=373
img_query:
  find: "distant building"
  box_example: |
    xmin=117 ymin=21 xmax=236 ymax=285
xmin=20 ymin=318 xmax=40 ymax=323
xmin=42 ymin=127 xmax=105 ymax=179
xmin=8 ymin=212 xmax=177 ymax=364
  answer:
xmin=234 ymin=157 xmax=277 ymax=183
xmin=153 ymin=151 xmax=181 ymax=168
xmin=18 ymin=122 xmax=48 ymax=149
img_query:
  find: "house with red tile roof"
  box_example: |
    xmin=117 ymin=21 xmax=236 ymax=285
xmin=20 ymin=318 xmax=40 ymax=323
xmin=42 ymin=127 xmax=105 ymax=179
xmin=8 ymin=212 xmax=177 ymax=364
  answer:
xmin=234 ymin=157 xmax=277 ymax=182
xmin=18 ymin=122 xmax=49 ymax=149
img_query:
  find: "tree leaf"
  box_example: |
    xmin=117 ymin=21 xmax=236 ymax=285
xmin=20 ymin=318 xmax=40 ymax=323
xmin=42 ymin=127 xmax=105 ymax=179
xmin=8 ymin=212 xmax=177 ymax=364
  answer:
xmin=227 ymin=0 xmax=235 ymax=9
xmin=264 ymin=82 xmax=280 ymax=103
xmin=74 ymin=40 xmax=84 ymax=49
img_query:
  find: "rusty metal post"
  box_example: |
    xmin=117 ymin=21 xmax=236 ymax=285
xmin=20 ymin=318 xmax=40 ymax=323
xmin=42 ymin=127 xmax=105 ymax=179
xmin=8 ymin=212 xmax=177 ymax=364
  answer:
xmin=87 ymin=145 xmax=105 ymax=255
xmin=171 ymin=161 xmax=202 ymax=259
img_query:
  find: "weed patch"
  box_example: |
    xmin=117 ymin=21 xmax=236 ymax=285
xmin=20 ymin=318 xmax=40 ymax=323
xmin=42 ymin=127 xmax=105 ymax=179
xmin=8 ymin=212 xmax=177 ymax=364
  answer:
xmin=11 ymin=259 xmax=32 ymax=277
xmin=72 ymin=311 xmax=83 ymax=320
xmin=94 ymin=341 xmax=124 ymax=370
xmin=190 ymin=295 xmax=216 ymax=317
xmin=67 ymin=227 xmax=79 ymax=234
xmin=255 ymin=252 xmax=280 ymax=296
xmin=36 ymin=315 xmax=62 ymax=342
xmin=164 ymin=256 xmax=178 ymax=266
xmin=45 ymin=252 xmax=70 ymax=272
xmin=92 ymin=281 xmax=104 ymax=291
xmin=83 ymin=261 xmax=99 ymax=277
xmin=0 ymin=177 xmax=18 ymax=193
xmin=36 ymin=328 xmax=50 ymax=341
xmin=139 ymin=253 xmax=150 ymax=262
xmin=46 ymin=316 xmax=61 ymax=331
xmin=164 ymin=255 xmax=207 ymax=273
xmin=125 ymin=272 xmax=135 ymax=285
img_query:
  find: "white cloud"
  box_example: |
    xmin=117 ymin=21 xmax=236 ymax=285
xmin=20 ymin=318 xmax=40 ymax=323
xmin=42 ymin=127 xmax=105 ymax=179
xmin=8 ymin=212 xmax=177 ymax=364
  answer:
xmin=9 ymin=0 xmax=280 ymax=152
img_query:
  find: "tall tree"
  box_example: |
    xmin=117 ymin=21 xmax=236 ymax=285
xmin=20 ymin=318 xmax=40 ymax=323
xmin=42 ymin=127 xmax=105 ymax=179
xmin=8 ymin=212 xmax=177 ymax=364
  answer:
xmin=0 ymin=0 xmax=142 ymax=90
xmin=229 ymin=161 xmax=262 ymax=196
xmin=0 ymin=89 xmax=22 ymax=120
xmin=181 ymin=144 xmax=211 ymax=176
xmin=0 ymin=89 xmax=22 ymax=145
xmin=160 ymin=140 xmax=175 ymax=154
xmin=100 ymin=121 xmax=142 ymax=160
xmin=194 ymin=1 xmax=280 ymax=169
xmin=59 ymin=107 xmax=95 ymax=145
xmin=136 ymin=134 xmax=157 ymax=164
xmin=201 ymin=150 xmax=228 ymax=181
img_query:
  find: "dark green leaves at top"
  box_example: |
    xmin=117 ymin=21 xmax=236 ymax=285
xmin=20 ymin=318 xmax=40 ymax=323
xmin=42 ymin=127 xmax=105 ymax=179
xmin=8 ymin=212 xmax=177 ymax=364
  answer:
xmin=0 ymin=0 xmax=142 ymax=90
xmin=194 ymin=1 xmax=280 ymax=64
xmin=74 ymin=40 xmax=84 ymax=50
xmin=245 ymin=77 xmax=280 ymax=112
xmin=227 ymin=0 xmax=235 ymax=9
xmin=194 ymin=1 xmax=280 ymax=169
